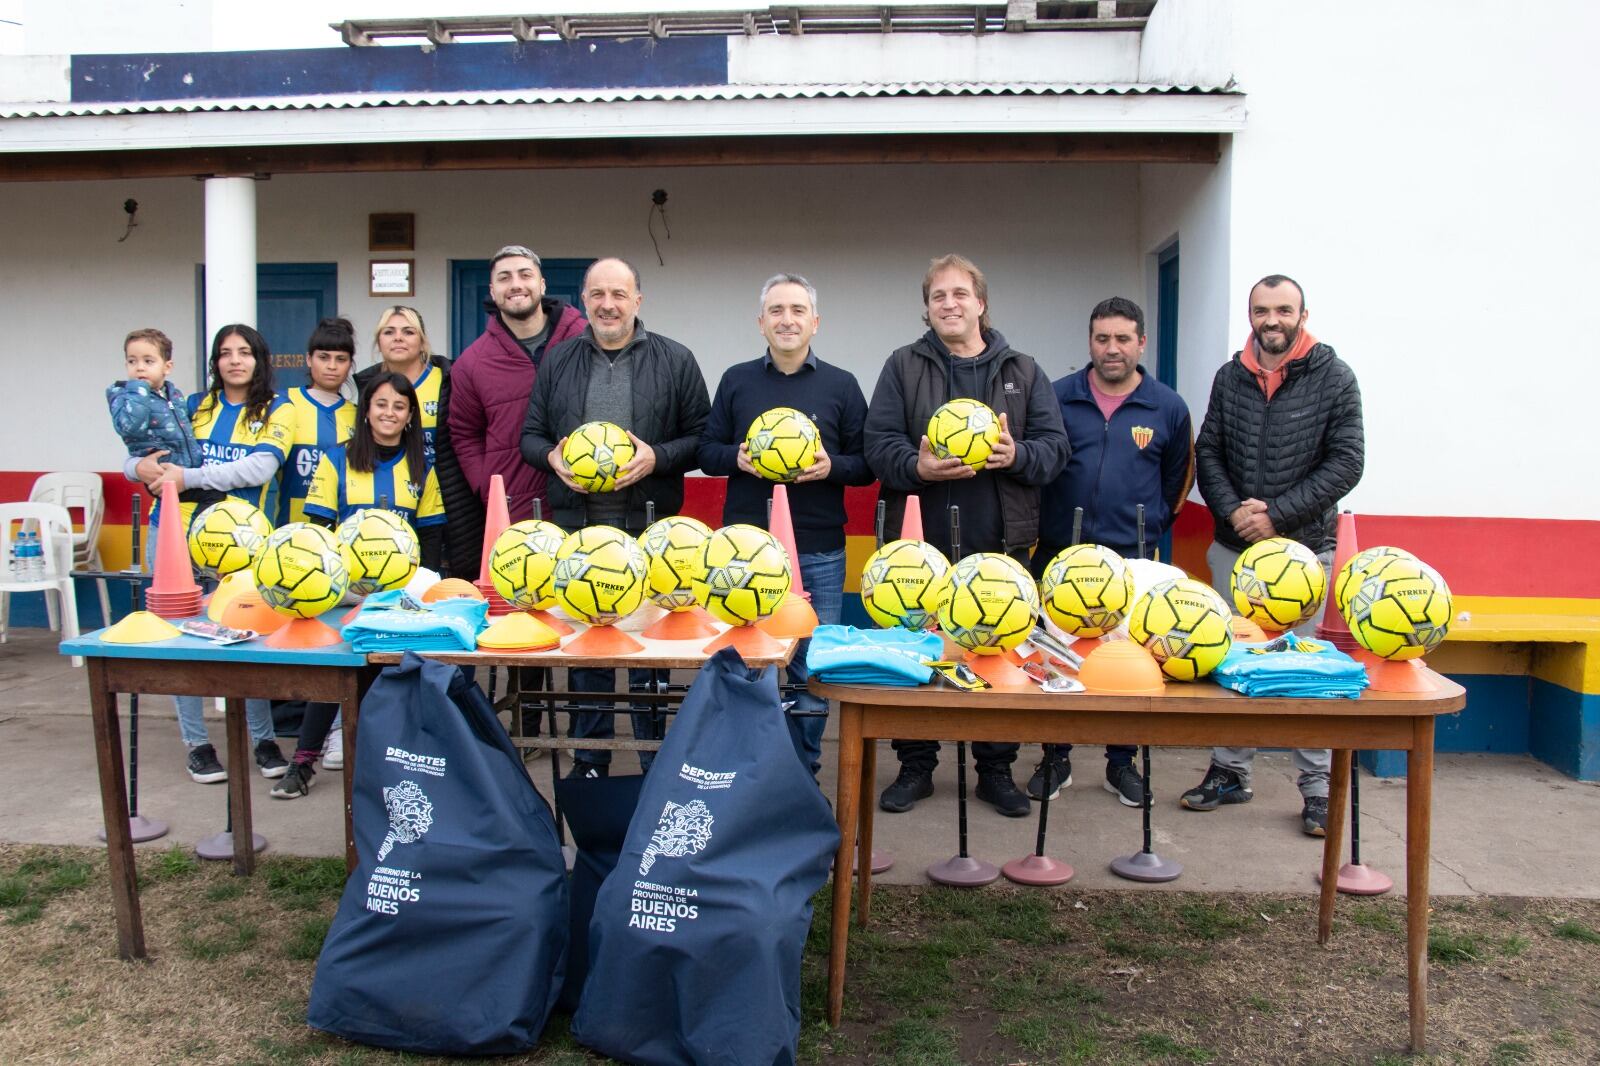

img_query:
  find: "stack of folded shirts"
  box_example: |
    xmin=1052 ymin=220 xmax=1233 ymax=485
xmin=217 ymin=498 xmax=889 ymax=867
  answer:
xmin=342 ymin=591 xmax=488 ymax=653
xmin=806 ymin=625 xmax=944 ymax=686
xmin=1211 ymin=631 xmax=1369 ymax=698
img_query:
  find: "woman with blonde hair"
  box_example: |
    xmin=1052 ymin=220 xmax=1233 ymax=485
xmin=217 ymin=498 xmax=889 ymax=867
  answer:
xmin=353 ymin=306 xmax=482 ymax=577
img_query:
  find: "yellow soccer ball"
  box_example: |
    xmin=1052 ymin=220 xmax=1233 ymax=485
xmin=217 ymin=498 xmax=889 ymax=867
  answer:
xmin=1040 ymin=544 xmax=1135 ymax=638
xmin=188 ymin=498 xmax=272 ymax=579
xmin=927 ymin=398 xmax=1001 ymax=468
xmin=639 ymin=515 xmax=713 ymax=611
xmin=692 ymin=524 xmax=792 ymax=626
xmin=1231 ymin=537 xmax=1327 ymax=632
xmin=860 ymin=539 xmax=951 ymax=631
xmin=1127 ymin=577 xmax=1234 ymax=681
xmin=562 ymin=421 xmax=636 ymax=493
xmin=937 ymin=552 xmax=1038 ymax=654
xmin=745 ymin=407 xmax=820 ymax=482
xmin=1333 ymin=545 xmax=1419 ymax=618
xmin=1342 ymin=555 xmax=1452 ymax=660
xmin=337 ymin=508 xmax=419 ymax=596
xmin=252 ymin=522 xmax=348 ymax=619
xmin=489 ymin=520 xmax=566 ymax=611
xmin=552 ymin=525 xmax=648 ymax=625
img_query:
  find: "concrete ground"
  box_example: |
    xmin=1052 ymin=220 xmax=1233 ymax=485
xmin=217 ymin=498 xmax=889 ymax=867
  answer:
xmin=5 ymin=627 xmax=1598 ymax=897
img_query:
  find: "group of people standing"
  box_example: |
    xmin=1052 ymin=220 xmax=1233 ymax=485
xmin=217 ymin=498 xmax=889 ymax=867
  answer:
xmin=111 ymin=245 xmax=1362 ymax=837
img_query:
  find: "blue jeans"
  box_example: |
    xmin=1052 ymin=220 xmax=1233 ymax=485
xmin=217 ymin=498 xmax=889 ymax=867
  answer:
xmin=146 ymin=525 xmax=275 ymax=749
xmin=569 ymin=667 xmax=668 ymax=771
xmin=787 ymin=548 xmax=845 ymax=778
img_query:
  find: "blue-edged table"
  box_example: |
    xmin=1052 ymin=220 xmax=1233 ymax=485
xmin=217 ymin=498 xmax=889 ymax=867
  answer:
xmin=60 ymin=624 xmax=372 ymax=961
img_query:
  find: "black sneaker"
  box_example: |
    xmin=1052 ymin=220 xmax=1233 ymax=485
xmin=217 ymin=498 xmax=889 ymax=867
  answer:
xmin=565 ymin=759 xmax=609 ymax=780
xmin=1179 ymin=764 xmax=1253 ymax=811
xmin=186 ymin=743 xmax=227 ymax=784
xmin=1026 ymin=752 xmax=1072 ymax=801
xmin=1104 ymin=762 xmax=1147 ymax=808
xmin=975 ymin=771 xmax=1030 ymax=818
xmin=878 ymin=768 xmax=934 ymax=813
xmin=1301 ymin=795 xmax=1329 ymax=837
xmin=254 ymin=739 xmax=289 ymax=779
xmin=271 ymin=761 xmax=315 ymax=800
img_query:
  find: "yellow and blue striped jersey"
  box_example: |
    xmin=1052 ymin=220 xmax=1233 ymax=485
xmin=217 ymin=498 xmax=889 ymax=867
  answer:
xmin=411 ymin=363 xmax=443 ymax=467
xmin=182 ymin=392 xmax=294 ymax=516
xmin=280 ymin=387 xmax=356 ymax=525
xmin=304 ymin=445 xmax=445 ymax=529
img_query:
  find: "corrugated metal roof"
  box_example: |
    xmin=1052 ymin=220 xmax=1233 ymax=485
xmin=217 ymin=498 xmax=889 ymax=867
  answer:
xmin=1 ymin=80 xmax=1235 ymax=120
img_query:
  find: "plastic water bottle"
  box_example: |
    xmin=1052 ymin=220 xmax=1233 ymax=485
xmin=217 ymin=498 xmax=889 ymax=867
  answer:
xmin=6 ymin=532 xmax=17 ymax=578
xmin=21 ymin=530 xmax=44 ymax=580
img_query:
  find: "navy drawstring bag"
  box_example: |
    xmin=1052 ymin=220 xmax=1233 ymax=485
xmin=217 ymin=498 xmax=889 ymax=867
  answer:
xmin=307 ymin=652 xmax=568 ymax=1054
xmin=554 ymin=772 xmax=646 ymax=1013
xmin=573 ymin=648 xmax=840 ymax=1065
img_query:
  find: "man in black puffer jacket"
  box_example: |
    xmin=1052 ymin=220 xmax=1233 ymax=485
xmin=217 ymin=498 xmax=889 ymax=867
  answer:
xmin=1183 ymin=274 xmax=1365 ymax=837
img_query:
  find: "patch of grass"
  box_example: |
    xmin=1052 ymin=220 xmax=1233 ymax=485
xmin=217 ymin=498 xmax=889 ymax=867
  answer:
xmin=1346 ymin=904 xmax=1403 ymax=935
xmin=14 ymin=854 xmax=67 ymax=876
xmin=1131 ymin=1030 xmax=1212 ymax=1063
xmin=286 ymin=916 xmax=331 ymax=961
xmin=1428 ymin=927 xmax=1485 ymax=964
xmin=179 ymin=919 xmax=261 ymax=961
xmin=0 ymin=875 xmax=28 ymax=907
xmin=43 ymin=861 xmax=92 ymax=895
xmin=1553 ymin=919 xmax=1600 ymax=944
xmin=206 ymin=880 xmax=246 ymax=902
xmin=243 ymin=1035 xmax=318 ymax=1064
xmin=1245 ymin=994 xmax=1276 ymax=1014
xmin=874 ymin=1018 xmax=962 ymax=1066
xmin=8 ymin=901 xmax=44 ymax=925
xmin=1101 ymin=933 xmax=1201 ymax=964
xmin=1177 ymin=901 xmax=1254 ymax=941
xmin=264 ymin=856 xmax=347 ymax=911
xmin=150 ymin=844 xmax=199 ymax=880
xmin=1499 ymin=934 xmax=1531 ymax=957
xmin=1489 ymin=1040 xmax=1533 ymax=1065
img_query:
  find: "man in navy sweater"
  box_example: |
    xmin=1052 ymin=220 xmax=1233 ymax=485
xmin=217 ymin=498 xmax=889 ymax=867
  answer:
xmin=1030 ymin=297 xmax=1194 ymax=808
xmin=699 ymin=273 xmax=873 ymax=777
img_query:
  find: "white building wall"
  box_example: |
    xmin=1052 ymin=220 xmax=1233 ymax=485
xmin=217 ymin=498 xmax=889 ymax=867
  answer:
xmin=1220 ymin=0 xmax=1600 ymax=520
xmin=1 ymin=162 xmax=1151 ymax=472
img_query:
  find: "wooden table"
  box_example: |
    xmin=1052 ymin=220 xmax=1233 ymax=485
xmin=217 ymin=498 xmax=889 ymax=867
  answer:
xmin=61 ymin=628 xmax=371 ymax=961
xmin=812 ymin=673 xmax=1466 ymax=1053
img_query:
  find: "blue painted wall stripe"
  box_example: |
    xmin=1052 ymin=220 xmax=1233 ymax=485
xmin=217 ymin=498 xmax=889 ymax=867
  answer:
xmin=71 ymin=39 xmax=729 ymax=103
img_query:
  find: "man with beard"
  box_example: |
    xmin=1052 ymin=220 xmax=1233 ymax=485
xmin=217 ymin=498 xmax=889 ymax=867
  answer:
xmin=1029 ymin=296 xmax=1193 ymax=809
xmin=451 ymin=245 xmax=586 ymax=522
xmin=864 ymin=253 xmax=1070 ymax=818
xmin=1184 ymin=274 xmax=1364 ymax=836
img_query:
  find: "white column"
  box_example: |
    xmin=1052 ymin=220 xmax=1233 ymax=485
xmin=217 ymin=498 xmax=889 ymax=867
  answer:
xmin=203 ymin=176 xmax=257 ymax=363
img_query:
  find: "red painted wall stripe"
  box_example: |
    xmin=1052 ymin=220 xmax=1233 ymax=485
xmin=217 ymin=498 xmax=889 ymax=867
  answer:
xmin=0 ymin=471 xmax=144 ymax=524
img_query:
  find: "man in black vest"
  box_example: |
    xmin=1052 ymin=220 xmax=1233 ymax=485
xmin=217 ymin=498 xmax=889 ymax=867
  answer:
xmin=863 ymin=254 xmax=1070 ymax=817
xmin=1186 ymin=274 xmax=1364 ymax=836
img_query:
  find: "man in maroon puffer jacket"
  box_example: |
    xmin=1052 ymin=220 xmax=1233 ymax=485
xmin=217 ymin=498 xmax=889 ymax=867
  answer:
xmin=450 ymin=244 xmax=587 ymax=522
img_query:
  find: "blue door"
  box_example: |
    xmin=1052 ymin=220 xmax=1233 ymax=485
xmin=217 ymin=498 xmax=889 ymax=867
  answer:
xmin=195 ymin=263 xmax=338 ymax=390
xmin=449 ymin=258 xmax=593 ymax=358
xmin=1155 ymin=243 xmax=1180 ymax=562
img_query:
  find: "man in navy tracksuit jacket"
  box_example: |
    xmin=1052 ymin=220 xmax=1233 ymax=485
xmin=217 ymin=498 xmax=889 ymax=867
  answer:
xmin=1030 ymin=297 xmax=1194 ymax=808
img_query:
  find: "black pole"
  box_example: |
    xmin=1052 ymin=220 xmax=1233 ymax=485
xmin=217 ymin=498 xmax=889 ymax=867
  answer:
xmin=875 ymin=499 xmax=887 ymax=548
xmin=1136 ymin=503 xmax=1146 ymax=561
xmin=128 ymin=495 xmax=144 ymax=818
xmin=955 ymin=740 xmax=971 ymax=859
xmin=532 ymin=498 xmax=543 ymax=522
xmin=1349 ymin=757 xmax=1363 ymax=866
xmin=1141 ymin=744 xmax=1155 ymax=855
xmin=1033 ymin=764 xmax=1053 ymax=858
xmin=1070 ymin=506 xmax=1083 ymax=548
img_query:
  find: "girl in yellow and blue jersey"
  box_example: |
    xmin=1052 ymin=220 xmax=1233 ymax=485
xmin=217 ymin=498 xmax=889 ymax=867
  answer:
xmin=280 ymin=317 xmax=358 ymax=525
xmin=131 ymin=323 xmax=292 ymax=784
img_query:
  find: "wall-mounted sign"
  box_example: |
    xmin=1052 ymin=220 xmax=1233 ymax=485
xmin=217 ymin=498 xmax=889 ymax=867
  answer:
xmin=369 ymin=259 xmax=415 ymax=297
xmin=369 ymin=212 xmax=415 ymax=251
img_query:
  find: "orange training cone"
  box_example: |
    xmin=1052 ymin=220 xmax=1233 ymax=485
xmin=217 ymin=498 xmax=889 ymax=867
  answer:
xmin=901 ymin=493 xmax=924 ymax=541
xmin=476 ymin=474 xmax=514 ymax=612
xmin=760 ymin=483 xmax=819 ymax=638
xmin=151 ymin=482 xmax=200 ymax=596
xmin=643 ymin=606 xmax=719 ymax=640
xmin=1317 ymin=511 xmax=1360 ymax=653
xmin=562 ymin=622 xmax=644 ymax=656
xmin=265 ymin=616 xmax=342 ymax=649
xmin=703 ymin=623 xmax=787 ymax=660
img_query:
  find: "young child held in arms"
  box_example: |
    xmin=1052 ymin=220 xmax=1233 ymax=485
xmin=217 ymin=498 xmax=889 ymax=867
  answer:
xmin=106 ymin=328 xmax=204 ymax=471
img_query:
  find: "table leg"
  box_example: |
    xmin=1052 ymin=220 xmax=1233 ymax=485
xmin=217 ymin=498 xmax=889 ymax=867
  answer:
xmin=857 ymin=738 xmax=877 ymax=927
xmin=88 ymin=660 xmax=145 ymax=960
xmin=341 ymin=669 xmax=367 ymax=875
xmin=1318 ymin=748 xmax=1353 ymax=944
xmin=223 ymin=698 xmax=256 ymax=877
xmin=1408 ymin=718 xmax=1434 ymax=1052
xmin=827 ymin=701 xmax=864 ymax=1028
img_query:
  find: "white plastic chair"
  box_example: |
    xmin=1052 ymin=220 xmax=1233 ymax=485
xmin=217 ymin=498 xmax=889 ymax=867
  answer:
xmin=30 ymin=472 xmax=111 ymax=626
xmin=0 ymin=502 xmax=82 ymax=664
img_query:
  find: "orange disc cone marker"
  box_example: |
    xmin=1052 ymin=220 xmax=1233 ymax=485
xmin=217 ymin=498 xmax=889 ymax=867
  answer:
xmin=151 ymin=482 xmax=200 ymax=597
xmin=266 ymin=616 xmax=343 ymax=649
xmin=643 ymin=606 xmax=719 ymax=641
xmin=901 ymin=493 xmax=924 ymax=541
xmin=1353 ymin=650 xmax=1438 ymax=693
xmin=218 ymin=589 xmax=288 ymax=634
xmin=759 ymin=594 xmax=819 ymax=639
xmin=963 ymin=648 xmax=1032 ymax=689
xmin=1317 ymin=511 xmax=1360 ymax=652
xmin=702 ymin=623 xmax=786 ymax=659
xmin=530 ymin=608 xmax=575 ymax=636
xmin=563 ymin=623 xmax=645 ymax=657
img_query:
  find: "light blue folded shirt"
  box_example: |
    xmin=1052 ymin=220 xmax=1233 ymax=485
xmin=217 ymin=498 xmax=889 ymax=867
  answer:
xmin=807 ymin=625 xmax=943 ymax=687
xmin=342 ymin=591 xmax=487 ymax=653
xmin=1212 ymin=632 xmax=1369 ymax=699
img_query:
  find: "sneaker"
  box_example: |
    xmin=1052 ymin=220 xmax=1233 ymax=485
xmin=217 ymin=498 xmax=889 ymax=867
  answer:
xmin=1026 ymin=752 xmax=1072 ymax=801
xmin=878 ymin=768 xmax=934 ymax=813
xmin=1179 ymin=764 xmax=1253 ymax=811
xmin=271 ymin=761 xmax=315 ymax=800
xmin=321 ymin=730 xmax=344 ymax=771
xmin=186 ymin=743 xmax=227 ymax=784
xmin=1104 ymin=762 xmax=1147 ymax=808
xmin=254 ymin=739 xmax=289 ymax=779
xmin=565 ymin=759 xmax=609 ymax=780
xmin=975 ymin=771 xmax=1031 ymax=818
xmin=1301 ymin=795 xmax=1329 ymax=837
